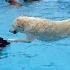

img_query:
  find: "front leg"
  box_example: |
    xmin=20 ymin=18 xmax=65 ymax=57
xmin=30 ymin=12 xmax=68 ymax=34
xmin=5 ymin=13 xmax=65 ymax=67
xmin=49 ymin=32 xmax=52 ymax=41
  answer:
xmin=8 ymin=34 xmax=35 ymax=43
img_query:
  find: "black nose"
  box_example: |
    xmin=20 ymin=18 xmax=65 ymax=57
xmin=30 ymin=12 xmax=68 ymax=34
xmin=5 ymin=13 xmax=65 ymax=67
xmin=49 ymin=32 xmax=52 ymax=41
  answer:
xmin=12 ymin=30 xmax=17 ymax=34
xmin=9 ymin=30 xmax=17 ymax=34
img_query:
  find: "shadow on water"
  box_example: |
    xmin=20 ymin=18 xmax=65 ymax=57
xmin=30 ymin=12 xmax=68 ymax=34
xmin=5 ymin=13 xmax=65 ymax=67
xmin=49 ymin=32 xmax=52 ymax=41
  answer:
xmin=0 ymin=45 xmax=10 ymax=59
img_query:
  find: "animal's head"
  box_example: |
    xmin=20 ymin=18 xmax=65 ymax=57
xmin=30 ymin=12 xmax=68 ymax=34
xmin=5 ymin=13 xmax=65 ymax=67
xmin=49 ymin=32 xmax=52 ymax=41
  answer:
xmin=9 ymin=16 xmax=28 ymax=34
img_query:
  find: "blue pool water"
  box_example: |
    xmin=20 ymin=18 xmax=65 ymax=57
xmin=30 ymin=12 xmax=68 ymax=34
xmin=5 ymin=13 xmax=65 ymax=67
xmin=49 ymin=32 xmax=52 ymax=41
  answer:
xmin=0 ymin=0 xmax=70 ymax=70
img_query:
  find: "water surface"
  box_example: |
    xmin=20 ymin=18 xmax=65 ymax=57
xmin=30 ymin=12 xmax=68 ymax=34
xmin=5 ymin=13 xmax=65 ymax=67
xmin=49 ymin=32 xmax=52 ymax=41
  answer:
xmin=0 ymin=0 xmax=70 ymax=70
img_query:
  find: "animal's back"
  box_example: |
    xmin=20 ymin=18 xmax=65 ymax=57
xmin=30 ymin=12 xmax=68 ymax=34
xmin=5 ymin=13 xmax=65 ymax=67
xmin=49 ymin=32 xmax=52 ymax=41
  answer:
xmin=17 ymin=16 xmax=70 ymax=41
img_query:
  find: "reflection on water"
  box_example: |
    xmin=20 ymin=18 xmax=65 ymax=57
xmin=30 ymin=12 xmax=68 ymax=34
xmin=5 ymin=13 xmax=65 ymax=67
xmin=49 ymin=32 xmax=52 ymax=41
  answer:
xmin=0 ymin=49 xmax=8 ymax=59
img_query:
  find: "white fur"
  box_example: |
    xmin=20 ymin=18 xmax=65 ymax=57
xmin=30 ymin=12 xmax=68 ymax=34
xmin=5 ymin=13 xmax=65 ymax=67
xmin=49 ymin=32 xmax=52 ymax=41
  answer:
xmin=10 ymin=16 xmax=70 ymax=42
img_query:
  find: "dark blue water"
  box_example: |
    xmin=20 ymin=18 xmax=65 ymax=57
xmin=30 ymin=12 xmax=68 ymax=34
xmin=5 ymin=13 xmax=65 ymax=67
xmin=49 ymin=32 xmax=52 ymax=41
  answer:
xmin=0 ymin=0 xmax=70 ymax=70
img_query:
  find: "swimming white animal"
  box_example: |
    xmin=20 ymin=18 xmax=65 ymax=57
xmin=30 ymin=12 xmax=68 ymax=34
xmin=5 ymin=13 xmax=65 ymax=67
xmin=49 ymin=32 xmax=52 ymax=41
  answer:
xmin=9 ymin=16 xmax=70 ymax=42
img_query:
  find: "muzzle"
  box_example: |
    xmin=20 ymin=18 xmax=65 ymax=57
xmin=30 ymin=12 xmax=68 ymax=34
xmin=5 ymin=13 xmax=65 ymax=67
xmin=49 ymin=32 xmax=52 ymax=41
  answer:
xmin=9 ymin=30 xmax=17 ymax=34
